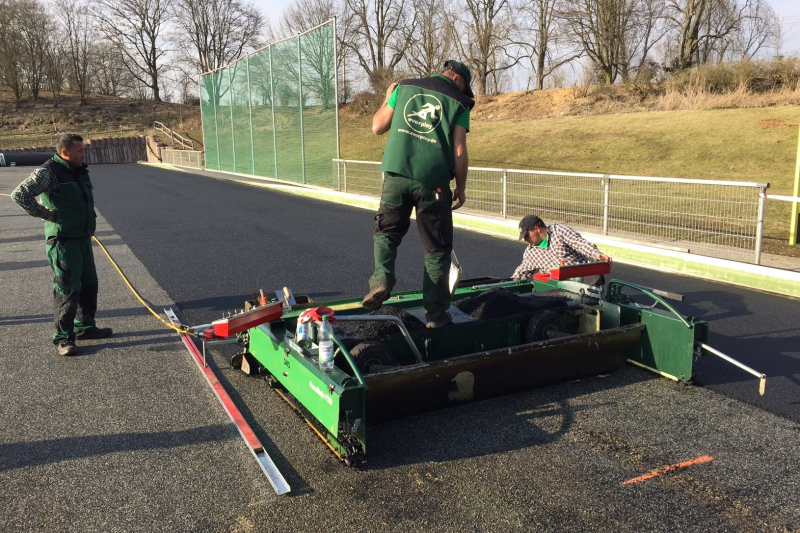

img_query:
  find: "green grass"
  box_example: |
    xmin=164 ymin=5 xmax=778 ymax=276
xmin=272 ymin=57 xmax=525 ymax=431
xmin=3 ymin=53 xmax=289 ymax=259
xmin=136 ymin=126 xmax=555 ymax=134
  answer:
xmin=341 ymin=107 xmax=800 ymax=254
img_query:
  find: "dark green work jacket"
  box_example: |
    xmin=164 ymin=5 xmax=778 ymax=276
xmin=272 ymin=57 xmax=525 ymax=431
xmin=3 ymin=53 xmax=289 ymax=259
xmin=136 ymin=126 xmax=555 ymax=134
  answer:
xmin=381 ymin=74 xmax=474 ymax=188
xmin=40 ymin=157 xmax=96 ymax=239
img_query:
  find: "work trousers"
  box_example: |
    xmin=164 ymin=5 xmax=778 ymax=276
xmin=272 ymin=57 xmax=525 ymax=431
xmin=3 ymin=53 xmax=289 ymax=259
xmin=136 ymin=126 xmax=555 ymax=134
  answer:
xmin=45 ymin=236 xmax=99 ymax=343
xmin=369 ymin=174 xmax=453 ymax=321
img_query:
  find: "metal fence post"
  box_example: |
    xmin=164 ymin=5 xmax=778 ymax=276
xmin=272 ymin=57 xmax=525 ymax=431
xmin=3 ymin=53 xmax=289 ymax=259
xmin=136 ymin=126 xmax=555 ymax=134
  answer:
xmin=603 ymin=175 xmax=610 ymax=235
xmin=269 ymin=46 xmax=278 ymax=180
xmin=246 ymin=55 xmax=255 ymax=175
xmin=298 ymin=37 xmax=306 ymax=185
xmin=502 ymin=170 xmax=508 ymax=218
xmin=755 ymin=187 xmax=766 ymax=264
xmin=343 ymin=160 xmax=347 ymax=192
xmin=336 ymin=160 xmax=341 ymax=191
xmin=228 ymin=67 xmax=236 ymax=172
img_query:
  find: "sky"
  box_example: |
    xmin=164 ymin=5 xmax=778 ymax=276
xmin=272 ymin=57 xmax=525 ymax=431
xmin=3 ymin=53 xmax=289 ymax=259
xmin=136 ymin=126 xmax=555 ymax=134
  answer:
xmin=253 ymin=0 xmax=800 ymax=61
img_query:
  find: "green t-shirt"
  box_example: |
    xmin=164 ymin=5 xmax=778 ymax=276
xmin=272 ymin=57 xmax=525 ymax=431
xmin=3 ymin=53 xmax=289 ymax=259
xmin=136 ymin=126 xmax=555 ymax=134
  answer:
xmin=380 ymin=74 xmax=474 ymax=187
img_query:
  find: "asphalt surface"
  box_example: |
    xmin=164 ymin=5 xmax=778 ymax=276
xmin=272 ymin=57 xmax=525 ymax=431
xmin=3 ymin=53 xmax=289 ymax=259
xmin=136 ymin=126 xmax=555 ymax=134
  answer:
xmin=2 ymin=164 xmax=800 ymax=532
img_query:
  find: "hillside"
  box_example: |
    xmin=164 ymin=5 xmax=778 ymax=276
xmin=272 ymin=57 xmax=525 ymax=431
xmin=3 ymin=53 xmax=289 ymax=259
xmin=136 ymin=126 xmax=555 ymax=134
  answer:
xmin=3 ymin=87 xmax=799 ymax=256
xmin=0 ymin=90 xmax=202 ymax=150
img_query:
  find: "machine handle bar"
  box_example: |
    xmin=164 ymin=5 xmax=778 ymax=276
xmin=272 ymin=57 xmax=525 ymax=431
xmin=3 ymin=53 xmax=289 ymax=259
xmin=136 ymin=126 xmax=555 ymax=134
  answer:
xmin=606 ymin=280 xmax=692 ymax=328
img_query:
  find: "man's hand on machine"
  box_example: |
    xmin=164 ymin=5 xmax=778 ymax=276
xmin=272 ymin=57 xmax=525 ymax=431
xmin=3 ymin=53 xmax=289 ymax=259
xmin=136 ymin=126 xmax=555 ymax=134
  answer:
xmin=596 ymin=253 xmax=612 ymax=265
xmin=452 ymin=187 xmax=466 ymax=210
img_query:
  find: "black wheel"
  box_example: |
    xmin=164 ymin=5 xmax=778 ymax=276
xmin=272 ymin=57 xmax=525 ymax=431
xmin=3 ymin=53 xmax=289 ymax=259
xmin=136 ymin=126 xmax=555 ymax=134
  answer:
xmin=525 ymin=311 xmax=568 ymax=343
xmin=349 ymin=341 xmax=396 ymax=374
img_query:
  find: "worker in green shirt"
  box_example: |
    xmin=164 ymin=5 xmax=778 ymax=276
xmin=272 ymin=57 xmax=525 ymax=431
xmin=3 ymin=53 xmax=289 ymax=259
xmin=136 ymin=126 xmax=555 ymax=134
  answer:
xmin=361 ymin=60 xmax=475 ymax=328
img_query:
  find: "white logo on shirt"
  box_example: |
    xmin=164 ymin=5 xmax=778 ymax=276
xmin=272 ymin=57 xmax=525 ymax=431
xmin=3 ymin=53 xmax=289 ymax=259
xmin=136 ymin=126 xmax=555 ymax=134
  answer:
xmin=403 ymin=94 xmax=443 ymax=134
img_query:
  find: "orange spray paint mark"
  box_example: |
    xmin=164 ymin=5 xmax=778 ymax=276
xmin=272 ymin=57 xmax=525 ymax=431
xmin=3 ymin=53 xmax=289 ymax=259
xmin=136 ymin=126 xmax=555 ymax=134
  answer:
xmin=621 ymin=455 xmax=713 ymax=486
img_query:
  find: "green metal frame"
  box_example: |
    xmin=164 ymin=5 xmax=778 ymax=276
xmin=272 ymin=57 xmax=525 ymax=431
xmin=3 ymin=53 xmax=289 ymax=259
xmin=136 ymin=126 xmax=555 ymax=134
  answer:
xmin=244 ymin=276 xmax=708 ymax=463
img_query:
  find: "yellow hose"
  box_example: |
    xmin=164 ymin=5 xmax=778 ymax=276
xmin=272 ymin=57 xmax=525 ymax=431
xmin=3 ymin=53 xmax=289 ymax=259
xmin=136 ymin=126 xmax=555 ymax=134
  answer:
xmin=2 ymin=192 xmax=193 ymax=335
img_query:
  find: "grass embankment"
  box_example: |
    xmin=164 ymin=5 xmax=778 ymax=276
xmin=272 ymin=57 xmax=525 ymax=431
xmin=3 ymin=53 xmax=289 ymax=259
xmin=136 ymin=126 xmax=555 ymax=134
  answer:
xmin=340 ymin=106 xmax=800 ymax=255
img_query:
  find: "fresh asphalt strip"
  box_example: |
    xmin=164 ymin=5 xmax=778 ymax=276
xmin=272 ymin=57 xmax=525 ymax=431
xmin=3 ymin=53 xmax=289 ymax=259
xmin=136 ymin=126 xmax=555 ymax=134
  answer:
xmin=2 ymin=164 xmax=800 ymax=532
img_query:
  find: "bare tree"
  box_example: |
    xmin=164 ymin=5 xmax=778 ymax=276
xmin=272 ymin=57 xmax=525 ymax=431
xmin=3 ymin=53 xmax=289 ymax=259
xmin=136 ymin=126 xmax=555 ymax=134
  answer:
xmin=17 ymin=0 xmax=49 ymax=101
xmin=95 ymin=0 xmax=172 ymax=101
xmin=521 ymin=0 xmax=581 ymax=90
xmin=173 ymin=0 xmax=263 ymax=75
xmin=92 ymin=43 xmax=136 ymax=96
xmin=666 ymin=0 xmax=749 ymax=68
xmin=281 ymin=0 xmax=355 ymax=103
xmin=44 ymin=40 xmax=69 ymax=107
xmin=563 ymin=0 xmax=639 ymax=84
xmin=0 ymin=0 xmax=26 ymax=108
xmin=456 ymin=0 xmax=524 ymax=95
xmin=402 ymin=0 xmax=455 ymax=78
xmin=53 ymin=0 xmax=94 ymax=105
xmin=345 ymin=0 xmax=412 ymax=90
xmin=732 ymin=0 xmax=776 ymax=60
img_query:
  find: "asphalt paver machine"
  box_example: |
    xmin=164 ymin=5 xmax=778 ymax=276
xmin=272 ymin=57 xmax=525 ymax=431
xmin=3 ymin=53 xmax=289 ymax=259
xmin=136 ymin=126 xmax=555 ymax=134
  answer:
xmin=187 ymin=262 xmax=765 ymax=466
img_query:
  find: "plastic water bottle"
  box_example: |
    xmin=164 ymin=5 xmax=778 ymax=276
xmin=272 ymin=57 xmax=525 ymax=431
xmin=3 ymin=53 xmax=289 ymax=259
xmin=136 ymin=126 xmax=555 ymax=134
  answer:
xmin=318 ymin=315 xmax=335 ymax=372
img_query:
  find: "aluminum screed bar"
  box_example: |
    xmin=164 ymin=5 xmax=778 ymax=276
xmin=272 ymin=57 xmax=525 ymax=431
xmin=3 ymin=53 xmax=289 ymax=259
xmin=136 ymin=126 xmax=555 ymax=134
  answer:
xmin=164 ymin=307 xmax=290 ymax=495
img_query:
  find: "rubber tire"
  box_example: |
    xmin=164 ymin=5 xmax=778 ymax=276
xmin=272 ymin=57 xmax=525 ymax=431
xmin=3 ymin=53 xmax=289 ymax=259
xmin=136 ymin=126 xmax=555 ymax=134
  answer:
xmin=524 ymin=311 xmax=568 ymax=343
xmin=349 ymin=341 xmax=396 ymax=374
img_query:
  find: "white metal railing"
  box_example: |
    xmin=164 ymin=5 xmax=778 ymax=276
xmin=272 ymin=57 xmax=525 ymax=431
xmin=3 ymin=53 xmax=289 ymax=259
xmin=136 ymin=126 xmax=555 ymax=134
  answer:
xmin=162 ymin=149 xmax=204 ymax=168
xmin=154 ymin=121 xmax=195 ymax=150
xmin=332 ymin=159 xmax=771 ymax=265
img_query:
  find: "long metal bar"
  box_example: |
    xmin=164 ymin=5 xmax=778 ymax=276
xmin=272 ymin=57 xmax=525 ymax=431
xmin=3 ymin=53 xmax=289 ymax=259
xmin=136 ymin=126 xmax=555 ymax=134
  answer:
xmin=791 ymin=120 xmax=800 ymax=245
xmin=334 ymin=315 xmax=423 ymax=363
xmin=502 ymin=170 xmax=507 ymax=218
xmin=700 ymin=343 xmax=766 ymax=396
xmin=333 ymin=16 xmax=341 ymax=160
xmin=755 ymin=187 xmax=766 ymax=264
xmin=332 ymin=159 xmax=768 ymax=188
xmin=602 ymin=176 xmax=610 ymax=235
xmin=228 ymin=67 xmax=236 ymax=172
xmin=164 ymin=308 xmax=291 ymax=494
xmin=246 ymin=55 xmax=255 ymax=175
xmin=213 ymin=74 xmax=220 ymax=170
xmin=298 ymin=37 xmax=306 ymax=184
xmin=197 ymin=76 xmax=208 ymax=169
xmin=269 ymin=47 xmax=279 ymax=179
xmin=765 ymin=194 xmax=800 ymax=202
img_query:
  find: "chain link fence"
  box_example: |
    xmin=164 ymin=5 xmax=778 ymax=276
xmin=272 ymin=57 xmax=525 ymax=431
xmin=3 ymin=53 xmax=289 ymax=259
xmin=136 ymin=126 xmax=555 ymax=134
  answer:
xmin=199 ymin=20 xmax=338 ymax=186
xmin=332 ymin=160 xmax=769 ymax=264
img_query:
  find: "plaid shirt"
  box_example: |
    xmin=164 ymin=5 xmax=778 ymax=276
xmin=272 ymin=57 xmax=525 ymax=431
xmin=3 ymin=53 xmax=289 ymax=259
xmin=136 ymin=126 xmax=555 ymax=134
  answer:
xmin=11 ymin=160 xmax=63 ymax=220
xmin=512 ymin=224 xmax=601 ymax=279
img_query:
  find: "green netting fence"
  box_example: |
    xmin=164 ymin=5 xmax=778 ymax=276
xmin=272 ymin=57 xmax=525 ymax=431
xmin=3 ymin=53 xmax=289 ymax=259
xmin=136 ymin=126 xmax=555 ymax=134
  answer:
xmin=200 ymin=20 xmax=339 ymax=187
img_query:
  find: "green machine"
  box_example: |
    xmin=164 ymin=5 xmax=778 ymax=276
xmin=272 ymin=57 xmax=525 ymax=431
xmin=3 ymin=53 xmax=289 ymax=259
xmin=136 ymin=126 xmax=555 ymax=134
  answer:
xmin=216 ymin=263 xmax=765 ymax=466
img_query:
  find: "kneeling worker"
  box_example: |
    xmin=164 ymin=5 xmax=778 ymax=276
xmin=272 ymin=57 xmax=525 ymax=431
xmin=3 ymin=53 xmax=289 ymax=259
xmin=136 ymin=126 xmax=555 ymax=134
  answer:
xmin=512 ymin=215 xmax=612 ymax=284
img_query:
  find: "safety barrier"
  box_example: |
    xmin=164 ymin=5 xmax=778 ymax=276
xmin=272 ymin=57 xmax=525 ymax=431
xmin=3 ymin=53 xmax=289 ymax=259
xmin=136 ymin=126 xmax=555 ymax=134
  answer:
xmin=161 ymin=148 xmax=204 ymax=168
xmin=332 ymin=159 xmax=770 ymax=265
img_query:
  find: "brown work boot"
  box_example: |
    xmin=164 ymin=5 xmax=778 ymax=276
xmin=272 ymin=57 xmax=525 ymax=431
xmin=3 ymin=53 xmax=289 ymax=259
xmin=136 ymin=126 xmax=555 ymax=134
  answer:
xmin=56 ymin=340 xmax=77 ymax=356
xmin=75 ymin=327 xmax=113 ymax=340
xmin=362 ymin=284 xmax=391 ymax=311
xmin=426 ymin=311 xmax=453 ymax=329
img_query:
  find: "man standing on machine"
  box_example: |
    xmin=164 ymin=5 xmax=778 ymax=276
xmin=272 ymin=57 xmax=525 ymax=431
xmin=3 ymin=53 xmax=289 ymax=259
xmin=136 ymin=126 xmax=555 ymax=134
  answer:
xmin=12 ymin=133 xmax=113 ymax=356
xmin=513 ymin=215 xmax=613 ymax=285
xmin=361 ymin=60 xmax=475 ymax=329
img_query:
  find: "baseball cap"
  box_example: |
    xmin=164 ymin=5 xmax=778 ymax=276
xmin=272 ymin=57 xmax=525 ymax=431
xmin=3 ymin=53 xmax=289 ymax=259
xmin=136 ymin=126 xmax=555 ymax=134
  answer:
xmin=443 ymin=60 xmax=474 ymax=98
xmin=518 ymin=215 xmax=543 ymax=240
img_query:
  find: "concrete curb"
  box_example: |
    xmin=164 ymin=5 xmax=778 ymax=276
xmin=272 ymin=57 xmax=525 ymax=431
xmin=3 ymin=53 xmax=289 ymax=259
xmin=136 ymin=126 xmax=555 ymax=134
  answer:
xmin=142 ymin=163 xmax=800 ymax=299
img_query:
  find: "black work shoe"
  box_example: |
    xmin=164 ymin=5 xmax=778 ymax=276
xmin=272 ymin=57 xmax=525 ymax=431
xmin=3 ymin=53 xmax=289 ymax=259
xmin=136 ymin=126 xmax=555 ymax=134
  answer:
xmin=426 ymin=311 xmax=453 ymax=329
xmin=362 ymin=285 xmax=391 ymax=311
xmin=75 ymin=327 xmax=113 ymax=340
xmin=56 ymin=341 xmax=77 ymax=356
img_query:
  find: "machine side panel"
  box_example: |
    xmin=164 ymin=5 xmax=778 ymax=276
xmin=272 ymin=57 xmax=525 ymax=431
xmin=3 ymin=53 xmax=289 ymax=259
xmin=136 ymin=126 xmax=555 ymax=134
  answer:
xmin=248 ymin=327 xmax=342 ymax=436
